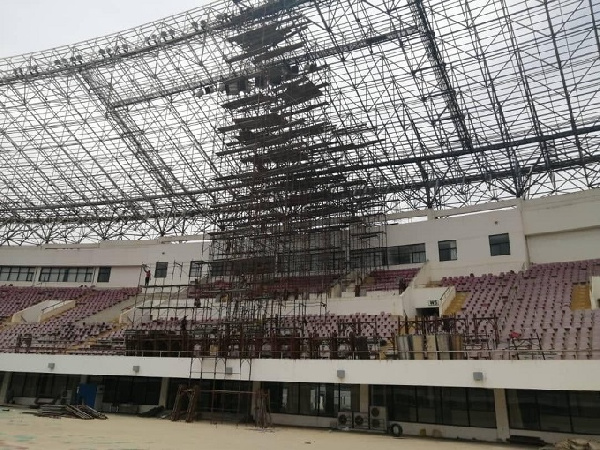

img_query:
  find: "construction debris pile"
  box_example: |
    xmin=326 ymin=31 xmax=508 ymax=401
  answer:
xmin=541 ymin=439 xmax=600 ymax=450
xmin=35 ymin=404 xmax=107 ymax=420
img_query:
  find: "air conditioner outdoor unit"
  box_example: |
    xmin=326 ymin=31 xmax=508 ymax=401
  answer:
xmin=353 ymin=411 xmax=369 ymax=429
xmin=369 ymin=405 xmax=387 ymax=431
xmin=337 ymin=411 xmax=352 ymax=428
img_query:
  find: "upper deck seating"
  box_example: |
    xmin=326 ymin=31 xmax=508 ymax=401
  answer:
xmin=440 ymin=259 xmax=600 ymax=358
xmin=364 ymin=268 xmax=420 ymax=292
xmin=0 ymin=287 xmax=138 ymax=352
xmin=0 ymin=286 xmax=86 ymax=320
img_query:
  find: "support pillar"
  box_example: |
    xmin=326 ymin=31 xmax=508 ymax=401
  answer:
xmin=251 ymin=381 xmax=261 ymax=419
xmin=0 ymin=372 xmax=12 ymax=404
xmin=494 ymin=388 xmax=510 ymax=442
xmin=159 ymin=377 xmax=170 ymax=407
xmin=359 ymin=384 xmax=369 ymax=412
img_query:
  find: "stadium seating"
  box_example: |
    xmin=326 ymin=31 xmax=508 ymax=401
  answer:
xmin=440 ymin=259 xmax=600 ymax=358
xmin=188 ymin=274 xmax=338 ymax=299
xmin=363 ymin=268 xmax=420 ymax=292
xmin=0 ymin=287 xmax=138 ymax=353
xmin=1 ymin=260 xmax=598 ymax=360
xmin=0 ymin=286 xmax=87 ymax=321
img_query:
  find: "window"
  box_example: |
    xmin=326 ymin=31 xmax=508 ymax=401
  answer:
xmin=350 ymin=248 xmax=385 ymax=269
xmin=570 ymin=391 xmax=600 ymax=434
xmin=507 ymin=389 xmax=540 ymax=430
xmin=189 ymin=261 xmax=203 ymax=278
xmin=391 ymin=386 xmax=418 ymax=422
xmin=537 ymin=391 xmax=571 ymax=433
xmin=263 ymin=382 xmax=356 ymax=417
xmin=335 ymin=384 xmax=360 ymax=413
xmin=468 ymin=388 xmax=497 ymax=428
xmin=102 ymin=376 xmax=161 ymax=405
xmin=438 ymin=240 xmax=457 ymax=262
xmin=416 ymin=386 xmax=441 ymax=424
xmin=506 ymin=389 xmax=599 ymax=434
xmin=371 ymin=385 xmax=496 ymax=428
xmin=489 ymin=233 xmax=510 ymax=256
xmin=388 ymin=243 xmax=426 ymax=265
xmin=8 ymin=372 xmax=79 ymax=399
xmin=154 ymin=262 xmax=168 ymax=278
xmin=39 ymin=267 xmax=93 ymax=283
xmin=0 ymin=266 xmax=35 ymax=282
xmin=97 ymin=267 xmax=111 ymax=283
xmin=441 ymin=387 xmax=469 ymax=426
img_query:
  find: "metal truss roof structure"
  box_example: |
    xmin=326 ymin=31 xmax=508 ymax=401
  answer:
xmin=0 ymin=0 xmax=599 ymax=244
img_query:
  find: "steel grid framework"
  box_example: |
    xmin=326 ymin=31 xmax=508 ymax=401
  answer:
xmin=0 ymin=0 xmax=599 ymax=244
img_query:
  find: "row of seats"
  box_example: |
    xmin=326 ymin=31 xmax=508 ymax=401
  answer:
xmin=187 ymin=274 xmax=339 ymax=298
xmin=0 ymin=287 xmax=87 ymax=320
xmin=0 ymin=287 xmax=138 ymax=351
xmin=363 ymin=268 xmax=419 ymax=292
xmin=441 ymin=259 xmax=600 ymax=358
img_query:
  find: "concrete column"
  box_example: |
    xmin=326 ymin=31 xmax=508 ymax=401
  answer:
xmin=251 ymin=381 xmax=261 ymax=420
xmin=359 ymin=384 xmax=369 ymax=413
xmin=0 ymin=372 xmax=12 ymax=404
xmin=159 ymin=377 xmax=170 ymax=406
xmin=494 ymin=388 xmax=510 ymax=442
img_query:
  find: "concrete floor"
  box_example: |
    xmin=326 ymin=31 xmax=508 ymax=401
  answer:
xmin=0 ymin=408 xmax=528 ymax=450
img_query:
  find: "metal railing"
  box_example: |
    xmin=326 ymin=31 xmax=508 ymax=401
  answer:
xmin=1 ymin=342 xmax=599 ymax=361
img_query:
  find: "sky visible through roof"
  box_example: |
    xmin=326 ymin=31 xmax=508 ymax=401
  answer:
xmin=0 ymin=0 xmax=598 ymax=244
xmin=0 ymin=0 xmax=208 ymax=58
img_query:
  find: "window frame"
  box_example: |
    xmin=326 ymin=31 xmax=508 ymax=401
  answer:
xmin=387 ymin=243 xmax=426 ymax=265
xmin=97 ymin=267 xmax=112 ymax=283
xmin=0 ymin=266 xmax=35 ymax=282
xmin=370 ymin=384 xmax=496 ymax=428
xmin=38 ymin=267 xmax=93 ymax=283
xmin=262 ymin=382 xmax=357 ymax=417
xmin=189 ymin=261 xmax=203 ymax=278
xmin=154 ymin=262 xmax=168 ymax=278
xmin=489 ymin=233 xmax=511 ymax=256
xmin=437 ymin=240 xmax=458 ymax=262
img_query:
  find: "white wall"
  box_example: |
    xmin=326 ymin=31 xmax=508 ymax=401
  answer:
xmin=523 ymin=189 xmax=600 ymax=263
xmin=522 ymin=189 xmax=600 ymax=236
xmin=0 ymin=191 xmax=598 ymax=290
xmin=0 ymin=239 xmax=209 ymax=288
xmin=326 ymin=295 xmax=406 ymax=316
xmin=386 ymin=208 xmax=527 ymax=280
xmin=3 ymin=353 xmax=600 ymax=392
xmin=527 ymin=229 xmax=600 ymax=264
xmin=408 ymin=286 xmax=450 ymax=310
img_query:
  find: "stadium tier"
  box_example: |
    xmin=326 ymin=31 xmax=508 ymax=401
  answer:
xmin=1 ymin=0 xmax=600 ymax=443
xmin=0 ymin=191 xmax=598 ymax=443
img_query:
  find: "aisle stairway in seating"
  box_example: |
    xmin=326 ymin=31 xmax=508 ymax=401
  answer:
xmin=440 ymin=259 xmax=600 ymax=359
xmin=443 ymin=292 xmax=468 ymax=315
xmin=73 ymin=323 xmax=127 ymax=352
xmin=0 ymin=287 xmax=138 ymax=352
xmin=571 ymin=284 xmax=591 ymax=310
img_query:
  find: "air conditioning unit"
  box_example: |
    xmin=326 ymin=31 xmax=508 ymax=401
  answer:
xmin=337 ymin=411 xmax=352 ymax=428
xmin=353 ymin=411 xmax=369 ymax=429
xmin=369 ymin=405 xmax=387 ymax=431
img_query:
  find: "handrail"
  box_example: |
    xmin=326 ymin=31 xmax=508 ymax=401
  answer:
xmin=40 ymin=300 xmax=70 ymax=314
xmin=2 ymin=342 xmax=600 ymax=361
